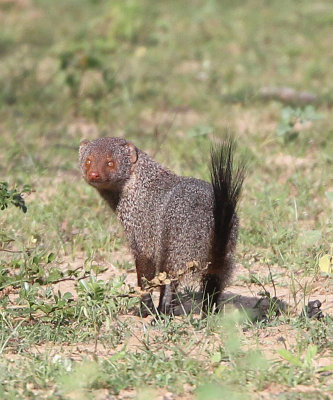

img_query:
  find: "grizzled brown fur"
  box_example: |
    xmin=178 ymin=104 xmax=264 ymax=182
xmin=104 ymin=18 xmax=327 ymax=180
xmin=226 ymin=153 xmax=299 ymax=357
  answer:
xmin=79 ymin=137 xmax=244 ymax=315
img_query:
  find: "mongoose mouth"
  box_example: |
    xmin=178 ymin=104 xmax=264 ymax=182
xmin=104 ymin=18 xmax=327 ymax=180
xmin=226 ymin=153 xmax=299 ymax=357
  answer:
xmin=86 ymin=178 xmax=111 ymax=188
xmin=86 ymin=177 xmax=121 ymax=190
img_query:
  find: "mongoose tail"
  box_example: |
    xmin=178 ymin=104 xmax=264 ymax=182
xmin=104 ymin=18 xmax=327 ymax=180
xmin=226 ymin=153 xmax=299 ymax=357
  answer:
xmin=203 ymin=139 xmax=245 ymax=309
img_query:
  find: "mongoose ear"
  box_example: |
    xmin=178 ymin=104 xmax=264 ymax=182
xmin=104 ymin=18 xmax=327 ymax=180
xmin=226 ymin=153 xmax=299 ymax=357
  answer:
xmin=79 ymin=139 xmax=90 ymax=159
xmin=80 ymin=139 xmax=90 ymax=148
xmin=127 ymin=142 xmax=138 ymax=164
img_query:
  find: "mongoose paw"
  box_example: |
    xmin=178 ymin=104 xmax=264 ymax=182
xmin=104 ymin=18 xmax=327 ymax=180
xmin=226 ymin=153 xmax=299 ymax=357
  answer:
xmin=133 ymin=293 xmax=156 ymax=317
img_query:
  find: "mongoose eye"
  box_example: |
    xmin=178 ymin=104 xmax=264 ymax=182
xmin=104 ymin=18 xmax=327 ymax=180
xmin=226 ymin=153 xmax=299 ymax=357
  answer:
xmin=107 ymin=160 xmax=115 ymax=168
xmin=85 ymin=159 xmax=91 ymax=167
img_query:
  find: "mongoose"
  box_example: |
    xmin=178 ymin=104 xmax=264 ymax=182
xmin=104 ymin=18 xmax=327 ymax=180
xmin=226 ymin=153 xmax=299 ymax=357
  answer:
xmin=79 ymin=137 xmax=244 ymax=315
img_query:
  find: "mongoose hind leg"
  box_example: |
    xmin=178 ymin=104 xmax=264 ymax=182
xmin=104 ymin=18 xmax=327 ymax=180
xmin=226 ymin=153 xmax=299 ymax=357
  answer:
xmin=202 ymin=218 xmax=239 ymax=314
xmin=202 ymin=273 xmax=221 ymax=314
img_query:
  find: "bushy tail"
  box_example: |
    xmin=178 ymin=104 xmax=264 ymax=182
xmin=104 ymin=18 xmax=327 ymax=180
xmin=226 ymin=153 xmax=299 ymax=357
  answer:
xmin=204 ymin=139 xmax=245 ymax=307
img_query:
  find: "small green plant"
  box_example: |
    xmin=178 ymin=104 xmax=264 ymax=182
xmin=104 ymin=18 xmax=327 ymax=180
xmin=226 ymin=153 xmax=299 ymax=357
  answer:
xmin=1 ymin=250 xmax=66 ymax=290
xmin=277 ymin=345 xmax=318 ymax=371
xmin=77 ymin=275 xmax=138 ymax=351
xmin=0 ymin=182 xmax=30 ymax=214
xmin=276 ymin=106 xmax=322 ymax=142
xmin=276 ymin=344 xmax=333 ymax=386
xmin=58 ymin=360 xmax=101 ymax=397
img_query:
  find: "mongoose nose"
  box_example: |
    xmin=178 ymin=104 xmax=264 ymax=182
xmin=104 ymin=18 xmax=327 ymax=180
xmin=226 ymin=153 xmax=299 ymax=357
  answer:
xmin=88 ymin=171 xmax=100 ymax=180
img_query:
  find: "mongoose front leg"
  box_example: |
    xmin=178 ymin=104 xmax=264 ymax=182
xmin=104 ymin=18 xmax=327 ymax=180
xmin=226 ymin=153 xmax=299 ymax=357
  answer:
xmin=157 ymin=282 xmax=177 ymax=315
xmin=139 ymin=292 xmax=155 ymax=317
xmin=136 ymin=258 xmax=156 ymax=317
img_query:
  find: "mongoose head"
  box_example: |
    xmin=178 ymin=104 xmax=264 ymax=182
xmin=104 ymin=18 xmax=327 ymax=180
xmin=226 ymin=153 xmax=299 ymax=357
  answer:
xmin=79 ymin=137 xmax=138 ymax=191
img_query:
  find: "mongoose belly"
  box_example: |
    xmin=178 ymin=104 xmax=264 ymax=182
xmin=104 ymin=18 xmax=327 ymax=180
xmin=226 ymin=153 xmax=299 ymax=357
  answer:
xmin=157 ymin=178 xmax=215 ymax=277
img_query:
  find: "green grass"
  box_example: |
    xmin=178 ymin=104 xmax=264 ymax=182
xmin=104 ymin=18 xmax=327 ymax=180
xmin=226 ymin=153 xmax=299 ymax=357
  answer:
xmin=1 ymin=0 xmax=333 ymax=398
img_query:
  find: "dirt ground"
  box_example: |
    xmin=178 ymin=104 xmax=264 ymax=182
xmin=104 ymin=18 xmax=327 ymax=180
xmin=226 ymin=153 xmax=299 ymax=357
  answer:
xmin=3 ymin=248 xmax=332 ymax=399
xmin=44 ymin=249 xmax=333 ymax=351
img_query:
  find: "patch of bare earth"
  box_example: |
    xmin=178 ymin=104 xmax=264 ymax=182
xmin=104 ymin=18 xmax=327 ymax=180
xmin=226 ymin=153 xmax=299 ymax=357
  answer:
xmin=230 ymin=261 xmax=333 ymax=314
xmin=270 ymin=152 xmax=316 ymax=185
xmin=227 ymin=107 xmax=278 ymax=137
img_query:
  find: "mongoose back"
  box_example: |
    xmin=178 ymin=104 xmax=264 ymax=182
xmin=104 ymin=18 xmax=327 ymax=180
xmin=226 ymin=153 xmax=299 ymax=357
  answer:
xmin=79 ymin=137 xmax=244 ymax=315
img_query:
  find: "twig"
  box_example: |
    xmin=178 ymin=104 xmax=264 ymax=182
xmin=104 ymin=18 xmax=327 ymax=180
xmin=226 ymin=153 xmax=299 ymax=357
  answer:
xmin=46 ymin=274 xmax=91 ymax=284
xmin=0 ymin=248 xmax=23 ymax=253
xmin=0 ymin=273 xmax=90 ymax=291
xmin=267 ymin=264 xmax=277 ymax=299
